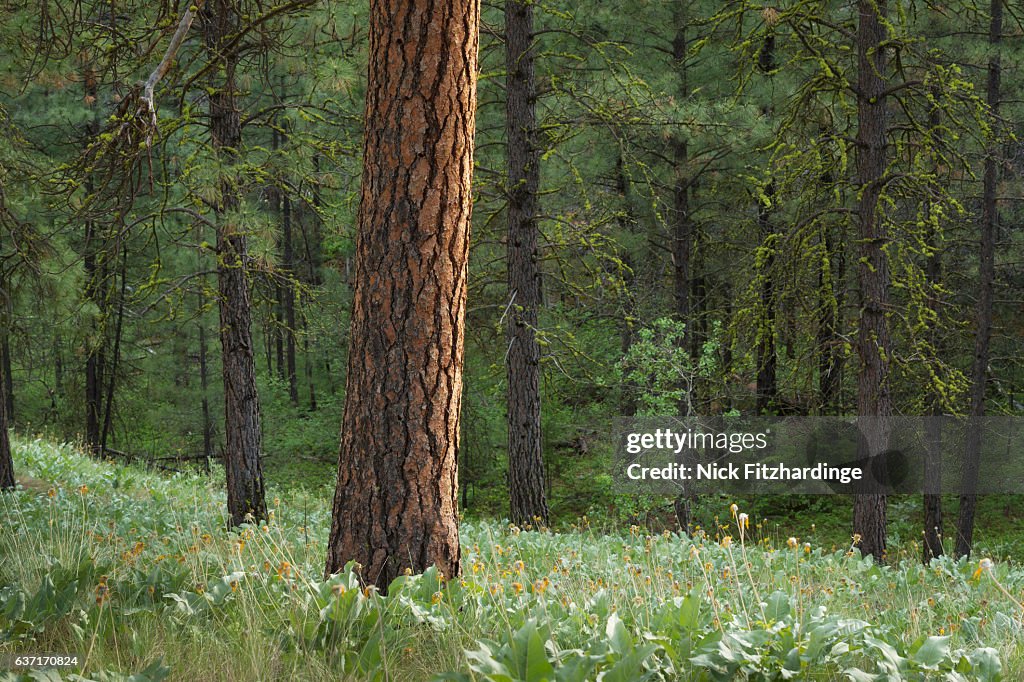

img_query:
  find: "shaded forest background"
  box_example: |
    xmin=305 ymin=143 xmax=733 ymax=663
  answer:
xmin=1 ymin=0 xmax=1023 ymax=544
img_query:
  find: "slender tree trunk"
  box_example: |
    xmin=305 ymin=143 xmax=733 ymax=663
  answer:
xmin=281 ymin=158 xmax=299 ymax=406
xmin=304 ymin=324 xmax=317 ymax=412
xmin=83 ymin=63 xmax=103 ymax=454
xmin=0 ymin=331 xmax=11 ymax=424
xmin=99 ymin=244 xmax=128 ymax=454
xmin=956 ymin=0 xmax=1001 ymax=559
xmin=853 ymin=0 xmax=891 ymax=563
xmin=325 ymin=0 xmax=479 ymax=591
xmin=0 ymin=239 xmax=12 ymax=490
xmin=756 ymin=182 xmax=777 ymax=414
xmin=616 ymin=148 xmax=637 ymax=417
xmin=505 ymin=0 xmax=549 ymax=527
xmin=818 ymin=217 xmax=843 ymax=415
xmin=0 ymin=355 xmax=11 ymax=490
xmin=670 ymin=6 xmax=693 ymax=534
xmin=923 ymin=89 xmax=944 ymax=563
xmin=203 ymin=0 xmax=266 ymax=527
xmin=198 ymin=293 xmax=214 ymax=465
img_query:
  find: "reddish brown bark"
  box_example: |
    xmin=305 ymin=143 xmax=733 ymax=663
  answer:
xmin=325 ymin=0 xmax=479 ymax=591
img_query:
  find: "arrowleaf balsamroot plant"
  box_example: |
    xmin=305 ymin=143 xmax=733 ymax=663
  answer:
xmin=0 ymin=438 xmax=1021 ymax=680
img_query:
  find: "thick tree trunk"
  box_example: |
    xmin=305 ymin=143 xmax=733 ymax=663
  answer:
xmin=203 ymin=0 xmax=266 ymax=527
xmin=505 ymin=0 xmax=549 ymax=527
xmin=956 ymin=0 xmax=1001 ymax=559
xmin=325 ymin=0 xmax=479 ymax=591
xmin=853 ymin=0 xmax=891 ymax=563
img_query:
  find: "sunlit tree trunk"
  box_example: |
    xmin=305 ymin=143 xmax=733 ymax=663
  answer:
xmin=325 ymin=0 xmax=480 ymax=591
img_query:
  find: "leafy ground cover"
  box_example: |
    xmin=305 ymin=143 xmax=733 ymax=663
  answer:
xmin=1 ymin=437 xmax=1022 ymax=680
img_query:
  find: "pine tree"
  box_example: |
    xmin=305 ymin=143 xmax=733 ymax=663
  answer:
xmin=325 ymin=0 xmax=480 ymax=591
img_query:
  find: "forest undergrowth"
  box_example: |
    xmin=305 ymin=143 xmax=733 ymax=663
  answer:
xmin=1 ymin=437 xmax=1021 ymax=681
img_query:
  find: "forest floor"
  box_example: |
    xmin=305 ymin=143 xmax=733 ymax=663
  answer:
xmin=0 ymin=437 xmax=1021 ymax=681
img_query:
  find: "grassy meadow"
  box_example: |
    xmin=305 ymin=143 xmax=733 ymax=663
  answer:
xmin=1 ymin=437 xmax=1022 ymax=681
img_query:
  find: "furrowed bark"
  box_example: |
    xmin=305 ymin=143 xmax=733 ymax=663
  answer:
xmin=505 ymin=0 xmax=549 ymax=527
xmin=203 ymin=0 xmax=267 ymax=527
xmin=325 ymin=0 xmax=479 ymax=591
xmin=853 ymin=0 xmax=891 ymax=563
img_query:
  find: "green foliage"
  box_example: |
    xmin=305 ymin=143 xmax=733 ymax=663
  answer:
xmin=1 ymin=438 xmax=1022 ymax=680
xmin=617 ymin=318 xmax=724 ymax=417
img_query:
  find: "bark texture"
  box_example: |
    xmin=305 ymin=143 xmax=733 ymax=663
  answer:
xmin=923 ymin=90 xmax=944 ymax=563
xmin=956 ymin=0 xmax=1001 ymax=559
xmin=203 ymin=0 xmax=267 ymax=527
xmin=505 ymin=0 xmax=549 ymax=527
xmin=325 ymin=0 xmax=479 ymax=591
xmin=853 ymin=0 xmax=891 ymax=563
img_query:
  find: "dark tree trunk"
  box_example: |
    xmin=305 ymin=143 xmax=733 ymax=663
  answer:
xmin=505 ymin=0 xmax=549 ymax=527
xmin=853 ymin=0 xmax=891 ymax=563
xmin=615 ymin=148 xmax=637 ymax=417
xmin=198 ymin=294 xmax=214 ymax=465
xmin=325 ymin=0 xmax=479 ymax=591
xmin=100 ymin=244 xmax=128 ymax=454
xmin=304 ymin=324 xmax=317 ymax=412
xmin=818 ymin=219 xmax=843 ymax=415
xmin=956 ymin=0 xmax=1001 ymax=559
xmin=0 ymin=242 xmax=12 ymax=490
xmin=0 ymin=334 xmax=11 ymax=425
xmin=281 ymin=163 xmax=299 ymax=406
xmin=923 ymin=89 xmax=945 ymax=564
xmin=0 ymin=356 xmax=11 ymax=490
xmin=203 ymin=0 xmax=266 ymax=527
xmin=671 ymin=8 xmax=693 ymax=534
xmin=756 ymin=183 xmax=777 ymax=414
xmin=83 ymin=64 xmax=103 ymax=454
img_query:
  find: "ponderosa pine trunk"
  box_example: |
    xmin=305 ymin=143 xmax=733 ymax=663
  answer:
xmin=956 ymin=0 xmax=1001 ymax=559
xmin=505 ymin=0 xmax=549 ymax=528
xmin=853 ymin=0 xmax=891 ymax=563
xmin=203 ymin=0 xmax=266 ymax=527
xmin=324 ymin=0 xmax=479 ymax=591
